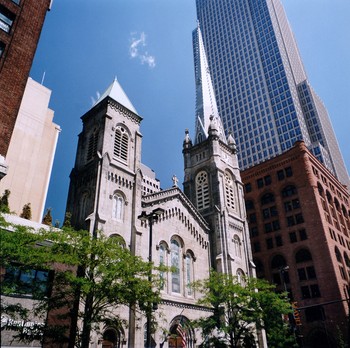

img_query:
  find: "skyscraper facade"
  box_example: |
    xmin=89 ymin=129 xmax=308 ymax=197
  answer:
xmin=194 ymin=0 xmax=349 ymax=188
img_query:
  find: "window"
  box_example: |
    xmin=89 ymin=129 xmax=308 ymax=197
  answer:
xmin=12 ymin=0 xmax=20 ymax=4
xmin=0 ymin=5 xmax=15 ymax=33
xmin=245 ymin=200 xmax=254 ymax=210
xmin=171 ymin=239 xmax=181 ymax=293
xmin=275 ymin=235 xmax=283 ymax=247
xmin=196 ymin=171 xmax=210 ymax=210
xmin=159 ymin=244 xmax=166 ymax=290
xmin=112 ymin=193 xmax=124 ymax=220
xmin=257 ymin=178 xmax=264 ymax=188
xmin=298 ymin=266 xmax=316 ymax=281
xmin=266 ymin=238 xmax=273 ymax=249
xmin=264 ymin=175 xmax=272 ymax=185
xmin=0 ymin=41 xmax=4 ymax=58
xmin=295 ymin=249 xmax=312 ymax=263
xmin=185 ymin=253 xmax=193 ymax=296
xmin=233 ymin=235 xmax=242 ymax=257
xmin=289 ymin=232 xmax=297 ymax=243
xmin=245 ymin=183 xmax=252 ymax=193
xmin=114 ymin=126 xmax=129 ymax=162
xmin=253 ymin=242 xmax=261 ymax=253
xmin=261 ymin=193 xmax=275 ymax=205
xmin=224 ymin=171 xmax=235 ymax=210
xmin=282 ymin=185 xmax=297 ymax=197
xmin=250 ymin=226 xmax=258 ymax=237
xmin=4 ymin=265 xmax=49 ymax=296
xmin=87 ymin=131 xmax=98 ymax=161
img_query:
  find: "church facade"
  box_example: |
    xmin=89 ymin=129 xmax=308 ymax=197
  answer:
xmin=66 ymin=26 xmax=255 ymax=348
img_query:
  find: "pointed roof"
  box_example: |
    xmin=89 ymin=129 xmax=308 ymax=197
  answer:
xmin=193 ymin=23 xmax=226 ymax=145
xmin=94 ymin=78 xmax=138 ymax=114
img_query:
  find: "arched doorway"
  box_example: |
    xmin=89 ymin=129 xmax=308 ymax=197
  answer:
xmin=168 ymin=316 xmax=194 ymax=348
xmin=101 ymin=328 xmax=123 ymax=348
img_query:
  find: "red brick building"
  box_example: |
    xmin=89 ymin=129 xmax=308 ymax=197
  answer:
xmin=0 ymin=0 xmax=51 ymax=157
xmin=242 ymin=141 xmax=350 ymax=348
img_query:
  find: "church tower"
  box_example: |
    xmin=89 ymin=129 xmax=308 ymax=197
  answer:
xmin=66 ymin=79 xmax=143 ymax=250
xmin=184 ymin=25 xmax=254 ymax=277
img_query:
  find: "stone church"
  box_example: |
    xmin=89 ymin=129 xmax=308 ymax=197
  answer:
xmin=66 ymin=26 xmax=255 ymax=348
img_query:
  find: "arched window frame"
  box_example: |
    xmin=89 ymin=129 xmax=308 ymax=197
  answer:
xmin=171 ymin=238 xmax=182 ymax=294
xmin=113 ymin=126 xmax=129 ymax=163
xmin=196 ymin=171 xmax=210 ymax=210
xmin=236 ymin=268 xmax=245 ymax=285
xmin=112 ymin=192 xmax=125 ymax=221
xmin=295 ymin=248 xmax=313 ymax=263
xmin=185 ymin=251 xmax=195 ymax=297
xmin=233 ymin=235 xmax=242 ymax=258
xmin=158 ymin=242 xmax=168 ymax=291
xmin=224 ymin=170 xmax=235 ymax=210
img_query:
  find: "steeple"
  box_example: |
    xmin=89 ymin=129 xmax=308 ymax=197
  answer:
xmin=193 ymin=23 xmax=226 ymax=145
xmin=94 ymin=78 xmax=138 ymax=114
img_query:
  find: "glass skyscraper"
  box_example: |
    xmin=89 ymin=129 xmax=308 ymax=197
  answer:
xmin=194 ymin=0 xmax=349 ymax=187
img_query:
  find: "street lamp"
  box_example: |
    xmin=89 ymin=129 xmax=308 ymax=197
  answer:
xmin=138 ymin=207 xmax=165 ymax=348
xmin=279 ymin=265 xmax=289 ymax=293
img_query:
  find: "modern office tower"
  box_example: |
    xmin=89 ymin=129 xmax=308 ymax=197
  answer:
xmin=0 ymin=77 xmax=60 ymax=223
xmin=194 ymin=0 xmax=349 ymax=188
xmin=0 ymin=0 xmax=52 ymax=166
xmin=242 ymin=141 xmax=350 ymax=347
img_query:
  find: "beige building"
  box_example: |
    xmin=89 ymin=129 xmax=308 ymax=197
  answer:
xmin=0 ymin=77 xmax=60 ymax=222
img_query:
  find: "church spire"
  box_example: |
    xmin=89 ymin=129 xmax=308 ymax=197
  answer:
xmin=193 ymin=23 xmax=226 ymax=145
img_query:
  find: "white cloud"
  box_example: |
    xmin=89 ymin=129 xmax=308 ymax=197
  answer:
xmin=90 ymin=91 xmax=101 ymax=106
xmin=129 ymin=32 xmax=156 ymax=69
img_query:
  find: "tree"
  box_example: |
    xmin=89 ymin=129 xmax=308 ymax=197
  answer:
xmin=20 ymin=203 xmax=32 ymax=220
xmin=192 ymin=271 xmax=295 ymax=348
xmin=0 ymin=189 xmax=11 ymax=213
xmin=42 ymin=208 xmax=53 ymax=226
xmin=0 ymin=218 xmax=161 ymax=347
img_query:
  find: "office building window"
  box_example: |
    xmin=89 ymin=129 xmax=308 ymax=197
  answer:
xmin=0 ymin=41 xmax=4 ymax=58
xmin=0 ymin=5 xmax=15 ymax=33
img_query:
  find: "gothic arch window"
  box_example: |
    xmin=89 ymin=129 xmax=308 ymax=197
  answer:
xmin=271 ymin=254 xmax=287 ymax=269
xmin=185 ymin=252 xmax=194 ymax=296
xmin=171 ymin=239 xmax=181 ymax=293
xmin=112 ymin=193 xmax=125 ymax=221
xmin=109 ymin=234 xmax=126 ymax=248
xmin=224 ymin=171 xmax=235 ymax=210
xmin=114 ymin=126 xmax=129 ymax=162
xmin=236 ymin=268 xmax=245 ymax=285
xmin=295 ymin=248 xmax=312 ymax=263
xmin=86 ymin=130 xmax=98 ymax=162
xmin=196 ymin=171 xmax=210 ymax=210
xmin=102 ymin=328 xmax=122 ymax=348
xmin=233 ymin=235 xmax=242 ymax=258
xmin=159 ymin=242 xmax=168 ymax=291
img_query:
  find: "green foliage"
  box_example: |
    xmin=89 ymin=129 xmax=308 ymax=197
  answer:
xmin=42 ymin=208 xmax=53 ymax=226
xmin=0 ymin=189 xmax=11 ymax=213
xmin=20 ymin=203 xmax=32 ymax=220
xmin=192 ymin=271 xmax=295 ymax=348
xmin=0 ymin=220 xmax=161 ymax=347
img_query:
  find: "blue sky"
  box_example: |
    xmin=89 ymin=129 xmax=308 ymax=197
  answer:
xmin=29 ymin=0 xmax=350 ymax=224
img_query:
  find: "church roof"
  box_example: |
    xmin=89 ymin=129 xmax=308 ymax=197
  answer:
xmin=193 ymin=23 xmax=226 ymax=145
xmin=94 ymin=78 xmax=138 ymax=114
